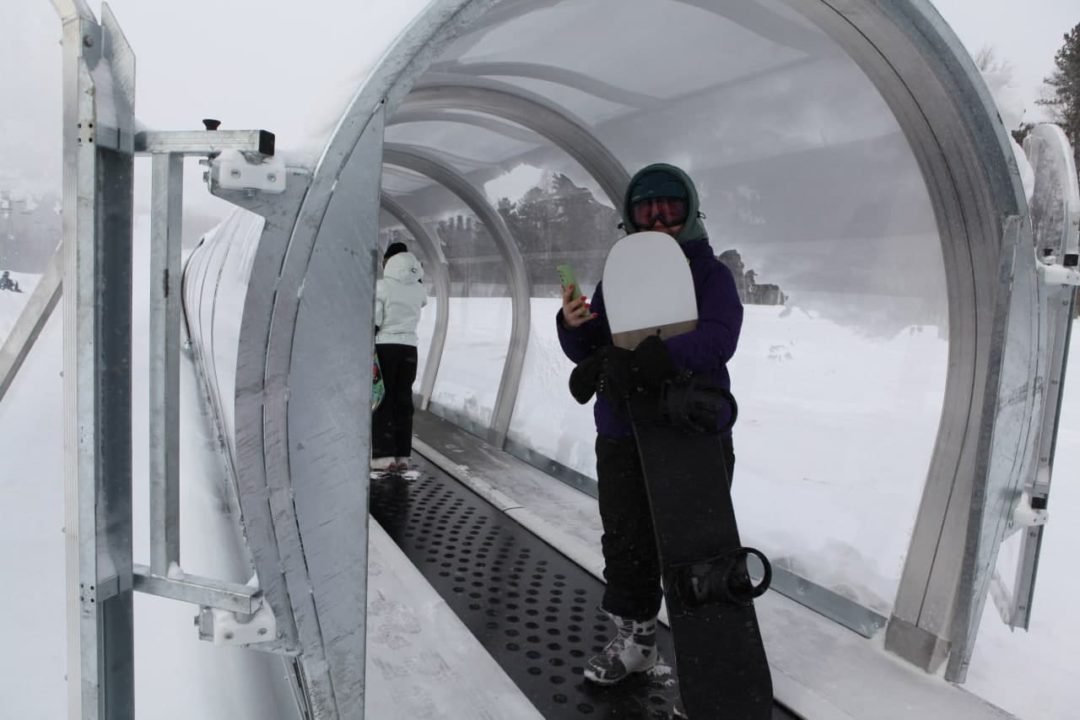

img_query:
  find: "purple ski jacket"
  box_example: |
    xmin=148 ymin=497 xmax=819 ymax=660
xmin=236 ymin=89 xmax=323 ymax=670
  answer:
xmin=557 ymin=236 xmax=743 ymax=438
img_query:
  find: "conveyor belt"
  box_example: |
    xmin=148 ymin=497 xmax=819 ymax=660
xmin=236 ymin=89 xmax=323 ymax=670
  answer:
xmin=370 ymin=454 xmax=797 ymax=719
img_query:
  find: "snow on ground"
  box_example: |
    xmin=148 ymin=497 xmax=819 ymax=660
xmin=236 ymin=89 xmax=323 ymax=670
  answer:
xmin=419 ymin=297 xmax=1078 ymax=719
xmin=0 ymin=227 xmax=297 ymax=719
xmin=2 ymin=284 xmax=1078 ymax=718
xmin=420 ymin=298 xmax=945 ymax=612
xmin=0 ymin=271 xmax=39 ymax=340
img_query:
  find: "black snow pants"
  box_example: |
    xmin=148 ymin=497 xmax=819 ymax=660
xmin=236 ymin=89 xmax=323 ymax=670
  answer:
xmin=372 ymin=343 xmax=418 ymax=460
xmin=595 ymin=433 xmax=735 ymax=621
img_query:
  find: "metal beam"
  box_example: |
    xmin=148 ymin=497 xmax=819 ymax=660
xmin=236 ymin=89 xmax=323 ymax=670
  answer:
xmin=384 ymin=143 xmax=531 ymax=444
xmin=148 ymin=154 xmax=183 ymax=575
xmin=388 ymin=108 xmax=542 ymax=144
xmin=59 ymin=4 xmax=137 ymax=717
xmin=401 ymin=74 xmax=629 ymax=207
xmin=430 ymin=60 xmax=661 ymax=108
xmin=134 ymin=129 xmax=275 ymax=156
xmin=132 ymin=565 xmax=259 ymax=615
xmin=380 ymin=193 xmax=451 ymax=410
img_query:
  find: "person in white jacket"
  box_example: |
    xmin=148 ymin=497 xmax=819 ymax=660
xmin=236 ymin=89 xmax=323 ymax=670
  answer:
xmin=372 ymin=242 xmax=428 ymax=472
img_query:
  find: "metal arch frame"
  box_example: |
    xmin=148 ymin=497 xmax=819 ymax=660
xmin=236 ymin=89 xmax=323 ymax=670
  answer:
xmin=384 ymin=143 xmax=531 ymax=443
xmin=379 ymin=192 xmax=452 ymax=409
xmin=992 ymin=123 xmax=1080 ymax=631
xmin=401 ymin=74 xmax=631 ymax=207
xmin=782 ymin=0 xmax=1032 ymax=680
xmin=218 ymin=0 xmax=1033 ymax=694
xmin=354 ymin=0 xmax=1034 ymax=681
xmin=429 ymin=60 xmax=662 ymax=108
xmin=388 ymin=108 xmax=542 ymax=144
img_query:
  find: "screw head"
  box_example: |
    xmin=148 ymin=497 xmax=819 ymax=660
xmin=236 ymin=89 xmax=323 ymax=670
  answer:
xmin=230 ymin=168 xmax=242 ymax=179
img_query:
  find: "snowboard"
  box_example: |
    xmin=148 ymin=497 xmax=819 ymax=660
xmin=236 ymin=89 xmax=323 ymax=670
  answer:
xmin=601 ymin=231 xmax=773 ymax=719
xmin=372 ymin=353 xmax=385 ymax=411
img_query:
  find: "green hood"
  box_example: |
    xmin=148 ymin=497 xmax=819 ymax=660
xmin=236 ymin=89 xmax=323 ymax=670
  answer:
xmin=621 ymin=163 xmax=706 ymax=243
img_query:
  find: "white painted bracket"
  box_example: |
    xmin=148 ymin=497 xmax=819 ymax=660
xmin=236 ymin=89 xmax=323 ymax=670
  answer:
xmin=196 ymin=596 xmax=278 ymax=647
xmin=1036 ymin=260 xmax=1080 ymax=287
xmin=206 ymin=149 xmax=287 ymax=194
xmin=1005 ymin=490 xmax=1049 ymax=539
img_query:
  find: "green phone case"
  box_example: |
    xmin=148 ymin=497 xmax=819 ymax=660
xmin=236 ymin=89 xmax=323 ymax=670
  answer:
xmin=556 ymin=264 xmax=583 ymax=301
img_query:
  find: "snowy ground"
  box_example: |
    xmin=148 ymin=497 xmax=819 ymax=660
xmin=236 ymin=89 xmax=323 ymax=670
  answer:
xmin=417 ymin=296 xmax=1077 ymax=719
xmin=2 ymin=287 xmax=1077 ymax=718
xmin=420 ymin=298 xmax=945 ymax=613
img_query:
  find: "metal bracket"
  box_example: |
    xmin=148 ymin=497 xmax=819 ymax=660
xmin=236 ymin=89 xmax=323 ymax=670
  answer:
xmin=196 ymin=599 xmax=278 ymax=647
xmin=1036 ymin=261 xmax=1080 ymax=287
xmin=132 ymin=564 xmax=262 ymax=615
xmin=134 ymin=129 xmax=275 ymax=156
xmin=205 ymin=150 xmax=287 ymax=195
xmin=1004 ymin=490 xmax=1049 ymax=539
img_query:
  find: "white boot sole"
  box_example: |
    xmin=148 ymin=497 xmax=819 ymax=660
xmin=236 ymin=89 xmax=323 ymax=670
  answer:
xmin=583 ymin=655 xmax=657 ymax=686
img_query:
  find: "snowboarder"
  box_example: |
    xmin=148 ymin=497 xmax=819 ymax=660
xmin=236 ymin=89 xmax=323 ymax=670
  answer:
xmin=372 ymin=242 xmax=427 ymax=473
xmin=556 ymin=164 xmax=743 ymax=697
xmin=0 ymin=270 xmax=19 ymax=292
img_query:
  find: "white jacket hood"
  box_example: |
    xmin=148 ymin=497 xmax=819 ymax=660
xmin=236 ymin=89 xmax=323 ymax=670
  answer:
xmin=383 ymin=251 xmax=424 ymax=284
xmin=375 ymin=251 xmax=427 ymax=346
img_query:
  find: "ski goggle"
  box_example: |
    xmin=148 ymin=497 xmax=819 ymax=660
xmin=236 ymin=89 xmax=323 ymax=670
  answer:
xmin=630 ymin=197 xmax=689 ymax=229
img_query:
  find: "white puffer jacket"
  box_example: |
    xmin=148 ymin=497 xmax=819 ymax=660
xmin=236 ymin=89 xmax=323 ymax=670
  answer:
xmin=375 ymin=251 xmax=427 ymax=346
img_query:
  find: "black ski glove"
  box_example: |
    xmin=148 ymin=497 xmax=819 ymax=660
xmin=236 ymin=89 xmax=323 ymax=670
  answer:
xmin=569 ymin=351 xmax=604 ymax=404
xmin=567 ymin=346 xmax=634 ymax=405
xmin=631 ymin=335 xmax=676 ymax=388
xmin=658 ymin=376 xmax=738 ymax=434
xmin=568 ymin=337 xmax=677 ymax=406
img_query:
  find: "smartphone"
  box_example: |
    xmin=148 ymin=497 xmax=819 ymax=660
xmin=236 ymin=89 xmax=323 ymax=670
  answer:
xmin=556 ymin=263 xmax=583 ymax=301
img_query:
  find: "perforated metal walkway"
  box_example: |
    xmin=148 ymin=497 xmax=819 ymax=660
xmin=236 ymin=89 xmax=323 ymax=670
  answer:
xmin=369 ymin=453 xmax=798 ymax=719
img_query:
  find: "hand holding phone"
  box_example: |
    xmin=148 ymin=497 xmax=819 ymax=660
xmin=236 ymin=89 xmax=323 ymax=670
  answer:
xmin=557 ymin=263 xmax=596 ymax=328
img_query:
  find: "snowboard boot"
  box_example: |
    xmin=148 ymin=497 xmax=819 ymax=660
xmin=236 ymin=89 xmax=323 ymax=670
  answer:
xmin=371 ymin=457 xmax=394 ymax=476
xmin=583 ymin=613 xmax=657 ymax=685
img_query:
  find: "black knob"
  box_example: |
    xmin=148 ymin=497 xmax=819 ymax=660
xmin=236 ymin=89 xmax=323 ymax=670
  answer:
xmin=202 ymin=118 xmax=221 ymax=131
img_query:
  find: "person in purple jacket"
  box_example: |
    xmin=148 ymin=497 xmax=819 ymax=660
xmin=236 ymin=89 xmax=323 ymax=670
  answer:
xmin=557 ymin=163 xmax=743 ymax=691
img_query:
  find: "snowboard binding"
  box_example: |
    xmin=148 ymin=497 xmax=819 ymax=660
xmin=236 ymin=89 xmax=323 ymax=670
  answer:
xmin=669 ymin=548 xmax=772 ymax=607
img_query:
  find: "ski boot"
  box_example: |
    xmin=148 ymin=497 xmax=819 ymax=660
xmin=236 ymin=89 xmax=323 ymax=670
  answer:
xmin=583 ymin=613 xmax=657 ymax=685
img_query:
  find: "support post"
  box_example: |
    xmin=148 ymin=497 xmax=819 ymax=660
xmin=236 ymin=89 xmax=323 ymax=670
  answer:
xmin=149 ymin=154 xmax=183 ymax=575
xmin=58 ymin=4 xmax=137 ymax=717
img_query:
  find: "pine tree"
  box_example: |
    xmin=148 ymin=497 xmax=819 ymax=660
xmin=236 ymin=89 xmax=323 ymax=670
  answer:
xmin=1038 ymin=23 xmax=1080 ymax=167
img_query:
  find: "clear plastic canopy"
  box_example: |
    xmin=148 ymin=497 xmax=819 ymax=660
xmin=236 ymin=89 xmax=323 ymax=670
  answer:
xmin=378 ymin=0 xmax=950 ymax=611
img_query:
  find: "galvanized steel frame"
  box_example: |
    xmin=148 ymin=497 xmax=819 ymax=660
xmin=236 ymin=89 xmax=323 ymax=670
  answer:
xmin=779 ymin=0 xmax=1034 ymax=679
xmin=384 ymin=143 xmax=531 ymax=443
xmin=365 ymin=0 xmax=1037 ymax=680
xmin=148 ymin=153 xmax=183 ymax=576
xmin=56 ymin=2 xmax=137 ymax=718
xmin=168 ymin=1 xmax=1049 ymax=712
xmin=401 ymin=74 xmax=630 ymax=207
xmin=992 ymin=124 xmax=1080 ymax=631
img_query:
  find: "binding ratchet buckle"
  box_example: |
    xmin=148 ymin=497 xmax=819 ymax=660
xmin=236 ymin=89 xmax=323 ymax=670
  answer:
xmin=671 ymin=548 xmax=772 ymax=607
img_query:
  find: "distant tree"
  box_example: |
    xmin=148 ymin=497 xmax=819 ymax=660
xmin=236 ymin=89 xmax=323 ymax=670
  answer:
xmin=1037 ymin=23 xmax=1080 ymax=167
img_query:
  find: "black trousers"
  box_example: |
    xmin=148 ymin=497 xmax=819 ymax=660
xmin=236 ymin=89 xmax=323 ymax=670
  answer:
xmin=595 ymin=434 xmax=735 ymax=621
xmin=372 ymin=344 xmax=418 ymax=459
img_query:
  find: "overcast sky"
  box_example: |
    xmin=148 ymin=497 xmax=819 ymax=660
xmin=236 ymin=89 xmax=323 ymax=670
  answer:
xmin=1 ymin=0 xmax=1077 ymax=199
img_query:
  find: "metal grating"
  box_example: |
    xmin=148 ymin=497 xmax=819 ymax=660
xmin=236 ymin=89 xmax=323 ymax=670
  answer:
xmin=370 ymin=456 xmax=797 ymax=719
